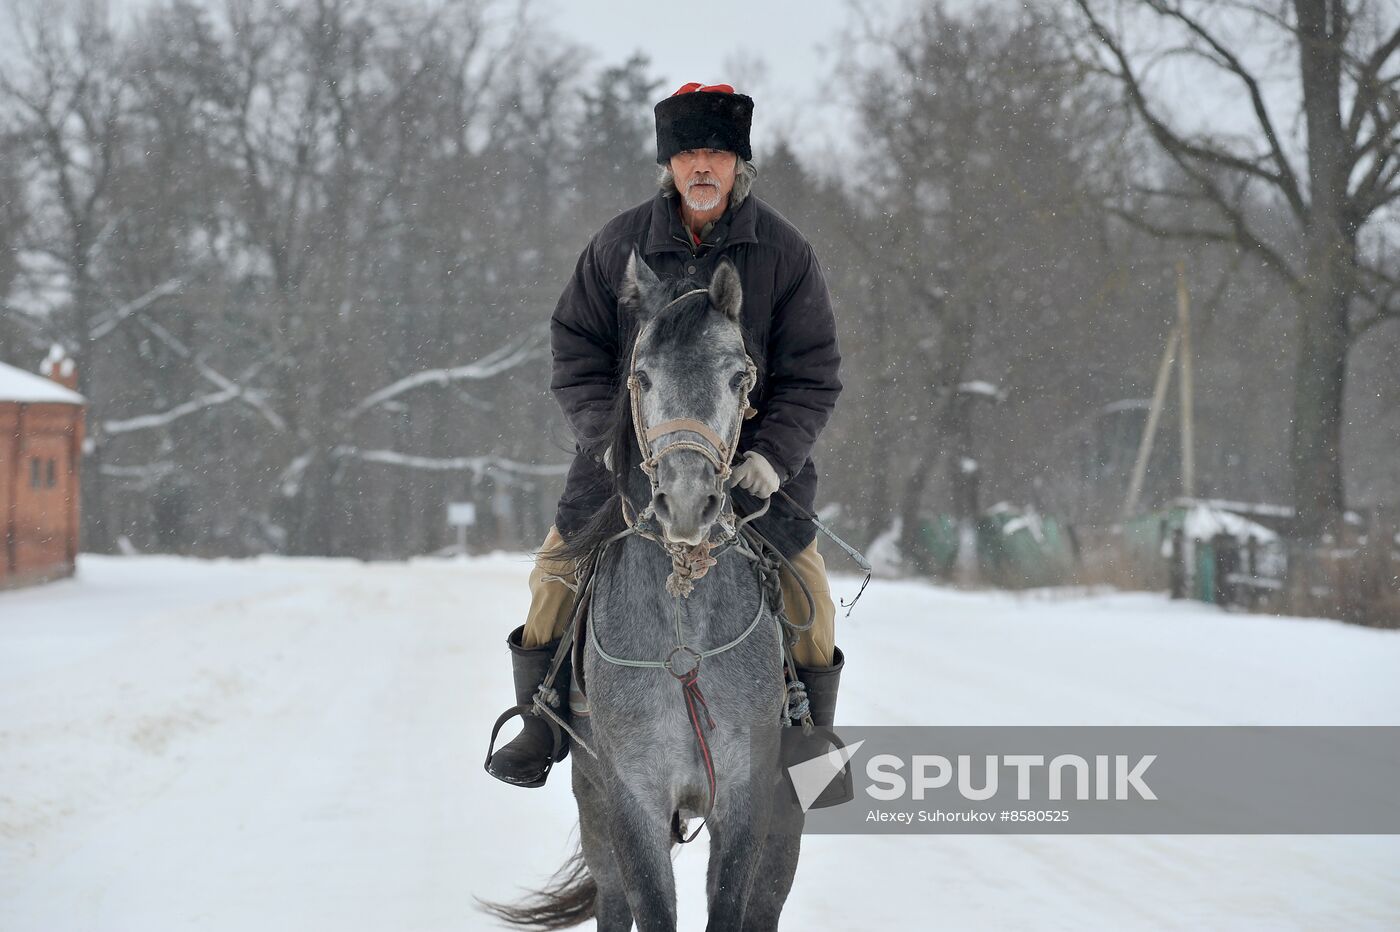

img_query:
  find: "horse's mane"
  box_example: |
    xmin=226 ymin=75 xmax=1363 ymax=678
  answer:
xmin=543 ymin=280 xmax=754 ymax=570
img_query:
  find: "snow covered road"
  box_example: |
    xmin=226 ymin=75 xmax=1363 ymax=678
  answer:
xmin=2 ymin=555 xmax=1398 ymax=930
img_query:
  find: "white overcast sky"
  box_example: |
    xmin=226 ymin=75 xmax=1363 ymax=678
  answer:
xmin=539 ymin=0 xmax=859 ymax=153
xmin=536 ymin=0 xmax=987 ymax=162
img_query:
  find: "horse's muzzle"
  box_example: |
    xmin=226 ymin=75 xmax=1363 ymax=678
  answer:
xmin=652 ymin=487 xmax=723 ymax=546
xmin=651 ymin=452 xmax=726 ymax=545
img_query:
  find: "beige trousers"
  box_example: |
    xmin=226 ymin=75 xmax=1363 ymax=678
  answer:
xmin=522 ymin=524 xmax=837 ymax=668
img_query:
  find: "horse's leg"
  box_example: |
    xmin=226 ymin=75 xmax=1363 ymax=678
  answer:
xmin=738 ymin=738 xmax=805 ymax=932
xmin=603 ymin=780 xmax=679 ymax=932
xmin=575 ymin=766 xmax=636 ymax=931
xmin=703 ymin=776 xmax=770 ymax=932
xmin=738 ymin=822 xmax=801 ymax=932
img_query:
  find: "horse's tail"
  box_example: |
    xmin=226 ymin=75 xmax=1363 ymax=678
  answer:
xmin=476 ymin=835 xmax=595 ymax=930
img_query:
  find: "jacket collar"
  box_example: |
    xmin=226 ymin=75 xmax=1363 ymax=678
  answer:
xmin=645 ymin=189 xmax=759 ymax=256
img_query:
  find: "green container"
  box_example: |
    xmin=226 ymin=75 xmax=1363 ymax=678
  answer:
xmin=917 ymin=507 xmax=1077 ymax=587
xmin=917 ymin=514 xmax=961 ymax=576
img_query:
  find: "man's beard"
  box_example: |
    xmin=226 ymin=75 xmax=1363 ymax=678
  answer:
xmin=682 ymin=175 xmax=724 ymax=211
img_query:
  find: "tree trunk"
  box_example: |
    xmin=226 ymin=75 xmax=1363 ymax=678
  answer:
xmin=73 ymin=256 xmax=114 ymax=554
xmin=1292 ymin=0 xmax=1352 ymax=539
xmin=948 ymin=393 xmax=981 ymax=585
xmin=898 ymin=300 xmax=976 ymax=574
xmin=897 ymin=448 xmax=939 ymax=575
xmin=865 ymin=278 xmax=892 ymax=546
xmin=289 ymin=447 xmax=337 ymax=556
xmin=1290 ymin=284 xmax=1349 ymax=538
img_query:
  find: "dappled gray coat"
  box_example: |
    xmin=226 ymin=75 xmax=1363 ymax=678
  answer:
xmin=550 ymin=188 xmax=842 ymax=558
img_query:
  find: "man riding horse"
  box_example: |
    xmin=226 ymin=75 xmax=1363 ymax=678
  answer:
xmin=487 ymin=82 xmax=845 ymax=791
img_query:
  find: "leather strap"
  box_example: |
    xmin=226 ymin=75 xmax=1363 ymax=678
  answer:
xmin=643 ymin=417 xmax=729 ymax=452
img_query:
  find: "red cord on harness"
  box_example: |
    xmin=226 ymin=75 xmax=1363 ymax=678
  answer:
xmin=676 ymin=668 xmax=717 ymax=843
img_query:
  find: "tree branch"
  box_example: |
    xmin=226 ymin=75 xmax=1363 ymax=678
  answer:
xmin=89 ymin=278 xmax=183 ymax=339
xmin=131 ymin=315 xmax=288 ymax=433
xmin=1354 ymin=158 xmax=1400 ymax=220
xmin=331 ymin=446 xmax=569 ymax=481
xmin=1107 ymin=204 xmax=1237 ymax=243
xmin=341 ymin=327 xmax=547 ymax=424
xmin=1074 ymin=0 xmax=1301 ymax=214
xmin=1143 ymin=0 xmax=1306 ymax=218
xmin=1345 ymin=23 xmax=1400 ymax=156
xmin=103 ymin=386 xmax=242 ymax=436
xmin=1352 ymin=305 xmax=1398 ymax=337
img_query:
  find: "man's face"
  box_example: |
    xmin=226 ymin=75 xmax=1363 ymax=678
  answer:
xmin=669 ymin=148 xmax=738 ymax=213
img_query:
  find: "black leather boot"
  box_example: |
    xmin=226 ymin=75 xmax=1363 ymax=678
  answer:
xmin=792 ymin=646 xmax=853 ymax=809
xmin=484 ymin=625 xmax=571 ymax=788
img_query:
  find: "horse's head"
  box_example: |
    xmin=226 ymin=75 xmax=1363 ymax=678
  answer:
xmin=621 ymin=251 xmax=755 ymax=547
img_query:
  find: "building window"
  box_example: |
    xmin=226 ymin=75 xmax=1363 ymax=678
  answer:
xmin=30 ymin=457 xmax=40 ymax=489
xmin=46 ymin=458 xmax=57 ymax=488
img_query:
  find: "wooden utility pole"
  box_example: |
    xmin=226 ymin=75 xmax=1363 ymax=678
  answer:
xmin=1121 ymin=262 xmax=1201 ymax=521
xmin=1176 ymin=261 xmax=1196 ymax=499
xmin=1122 ymin=326 xmax=1179 ymax=521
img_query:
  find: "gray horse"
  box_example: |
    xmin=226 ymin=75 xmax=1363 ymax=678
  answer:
xmin=485 ymin=255 xmax=804 ymax=931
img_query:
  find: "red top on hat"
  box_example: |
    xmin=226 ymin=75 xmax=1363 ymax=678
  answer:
xmin=671 ymin=82 xmax=735 ymax=96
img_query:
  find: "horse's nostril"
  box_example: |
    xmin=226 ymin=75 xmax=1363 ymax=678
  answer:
xmin=653 ymin=492 xmax=670 ymax=518
xmin=701 ymin=493 xmax=720 ymax=522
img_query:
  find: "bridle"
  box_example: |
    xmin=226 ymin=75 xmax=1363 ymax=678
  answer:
xmin=617 ymin=287 xmax=765 ymax=598
xmin=626 ymin=288 xmax=757 ymax=484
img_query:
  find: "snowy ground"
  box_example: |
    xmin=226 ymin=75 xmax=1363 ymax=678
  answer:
xmin=2 ymin=554 xmax=1398 ymax=931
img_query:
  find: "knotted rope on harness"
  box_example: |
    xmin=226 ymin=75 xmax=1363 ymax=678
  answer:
xmin=621 ymin=493 xmax=733 ymax=598
xmin=663 ymin=542 xmax=719 ymax=598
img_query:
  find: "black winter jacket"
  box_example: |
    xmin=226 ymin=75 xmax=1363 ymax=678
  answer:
xmin=550 ymin=188 xmax=842 ymax=557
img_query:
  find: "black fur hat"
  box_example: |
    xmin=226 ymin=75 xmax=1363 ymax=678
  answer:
xmin=654 ymin=85 xmax=754 ymax=165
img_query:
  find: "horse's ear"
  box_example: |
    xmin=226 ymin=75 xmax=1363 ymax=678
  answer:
xmin=709 ymin=259 xmax=743 ymax=322
xmin=621 ymin=249 xmax=663 ymax=317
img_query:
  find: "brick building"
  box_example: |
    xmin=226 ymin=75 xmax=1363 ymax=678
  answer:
xmin=0 ymin=354 xmax=85 ymax=588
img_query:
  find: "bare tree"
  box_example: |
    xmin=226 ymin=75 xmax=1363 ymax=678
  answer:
xmin=0 ymin=135 xmax=34 ymax=362
xmin=0 ymin=0 xmax=577 ymax=557
xmin=1 ymin=1 xmax=134 ymax=549
xmin=849 ymin=2 xmax=1126 ymax=572
xmin=1073 ymin=0 xmax=1400 ymax=538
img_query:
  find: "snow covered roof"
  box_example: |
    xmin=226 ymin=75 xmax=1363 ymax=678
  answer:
xmin=957 ymin=380 xmax=1005 ymax=400
xmin=0 ymin=361 xmax=85 ymax=404
xmin=1100 ymin=398 xmax=1153 ymax=414
xmin=1181 ymin=504 xmax=1278 ymax=543
xmin=1173 ymin=497 xmax=1294 ymax=520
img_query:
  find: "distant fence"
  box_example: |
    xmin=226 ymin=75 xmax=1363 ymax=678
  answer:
xmin=1071 ymin=508 xmax=1400 ymax=629
xmin=1279 ymin=535 xmax=1400 ymax=628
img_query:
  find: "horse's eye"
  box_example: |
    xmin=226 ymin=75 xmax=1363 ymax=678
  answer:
xmin=730 ymin=371 xmax=748 ymax=391
xmin=635 ymin=371 xmax=652 ymax=391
